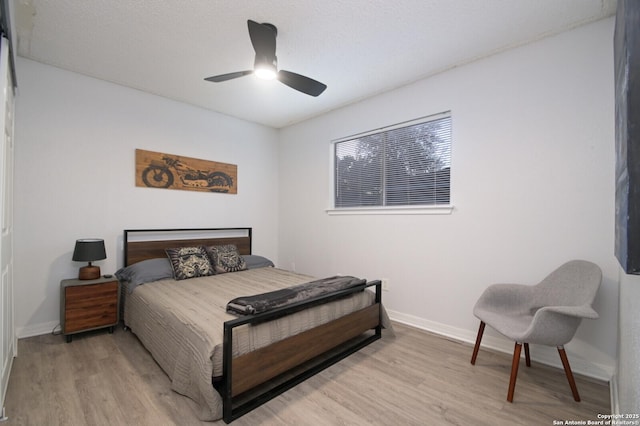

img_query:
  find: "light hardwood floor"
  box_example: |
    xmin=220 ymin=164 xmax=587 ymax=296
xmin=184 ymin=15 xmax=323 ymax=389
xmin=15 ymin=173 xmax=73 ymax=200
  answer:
xmin=4 ymin=322 xmax=610 ymax=425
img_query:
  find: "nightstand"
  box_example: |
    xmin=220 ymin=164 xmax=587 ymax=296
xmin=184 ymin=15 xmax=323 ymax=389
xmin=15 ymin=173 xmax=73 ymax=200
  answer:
xmin=60 ymin=276 xmax=120 ymax=343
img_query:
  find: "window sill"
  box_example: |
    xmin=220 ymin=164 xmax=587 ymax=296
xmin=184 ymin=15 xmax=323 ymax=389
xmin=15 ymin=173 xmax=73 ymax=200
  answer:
xmin=326 ymin=205 xmax=454 ymax=216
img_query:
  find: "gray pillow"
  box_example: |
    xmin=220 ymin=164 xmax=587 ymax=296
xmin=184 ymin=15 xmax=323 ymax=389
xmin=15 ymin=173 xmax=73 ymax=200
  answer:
xmin=242 ymin=255 xmax=275 ymax=269
xmin=115 ymin=258 xmax=174 ymax=292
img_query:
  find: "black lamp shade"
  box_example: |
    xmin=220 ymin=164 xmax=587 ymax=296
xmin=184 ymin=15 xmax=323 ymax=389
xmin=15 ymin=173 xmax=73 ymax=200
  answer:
xmin=73 ymin=239 xmax=106 ymax=280
xmin=72 ymin=239 xmax=106 ymax=262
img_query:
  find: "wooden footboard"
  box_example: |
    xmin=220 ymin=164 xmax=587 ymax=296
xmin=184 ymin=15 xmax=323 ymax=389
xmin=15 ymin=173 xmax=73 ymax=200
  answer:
xmin=220 ymin=280 xmax=382 ymax=423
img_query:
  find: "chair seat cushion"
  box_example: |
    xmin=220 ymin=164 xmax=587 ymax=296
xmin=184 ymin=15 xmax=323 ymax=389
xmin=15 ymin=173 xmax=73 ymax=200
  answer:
xmin=474 ymin=308 xmax=534 ymax=342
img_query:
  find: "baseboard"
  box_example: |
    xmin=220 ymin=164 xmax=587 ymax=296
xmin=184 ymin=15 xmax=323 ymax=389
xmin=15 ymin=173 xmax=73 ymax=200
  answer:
xmin=15 ymin=321 xmax=59 ymax=339
xmin=609 ymin=373 xmax=619 ymax=415
xmin=387 ymin=309 xmax=614 ymax=383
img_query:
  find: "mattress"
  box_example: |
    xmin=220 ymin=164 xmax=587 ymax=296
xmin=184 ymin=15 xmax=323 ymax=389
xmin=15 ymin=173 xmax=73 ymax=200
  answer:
xmin=123 ymin=267 xmax=386 ymax=421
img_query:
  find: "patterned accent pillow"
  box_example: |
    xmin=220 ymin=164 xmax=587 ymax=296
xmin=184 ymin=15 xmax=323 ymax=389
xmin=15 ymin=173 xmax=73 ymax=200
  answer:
xmin=205 ymin=244 xmax=247 ymax=274
xmin=165 ymin=246 xmax=215 ymax=280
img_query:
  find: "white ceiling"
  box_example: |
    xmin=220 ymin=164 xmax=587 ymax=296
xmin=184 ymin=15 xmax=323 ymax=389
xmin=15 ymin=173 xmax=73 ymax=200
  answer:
xmin=13 ymin=0 xmax=616 ymax=129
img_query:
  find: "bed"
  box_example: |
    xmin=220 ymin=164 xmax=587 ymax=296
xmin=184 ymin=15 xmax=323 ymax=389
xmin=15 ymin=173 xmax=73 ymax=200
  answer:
xmin=119 ymin=228 xmax=389 ymax=423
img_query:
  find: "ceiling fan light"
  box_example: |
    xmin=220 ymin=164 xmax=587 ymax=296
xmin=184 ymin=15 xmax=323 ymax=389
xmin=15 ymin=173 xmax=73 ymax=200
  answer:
xmin=254 ymin=66 xmax=277 ymax=80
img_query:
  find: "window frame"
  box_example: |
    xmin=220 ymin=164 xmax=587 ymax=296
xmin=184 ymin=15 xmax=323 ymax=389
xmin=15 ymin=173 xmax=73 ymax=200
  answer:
xmin=327 ymin=111 xmax=453 ymax=216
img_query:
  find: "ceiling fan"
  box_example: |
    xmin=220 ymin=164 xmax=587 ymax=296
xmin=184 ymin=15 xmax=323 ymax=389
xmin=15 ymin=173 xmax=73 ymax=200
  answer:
xmin=204 ymin=20 xmax=327 ymax=97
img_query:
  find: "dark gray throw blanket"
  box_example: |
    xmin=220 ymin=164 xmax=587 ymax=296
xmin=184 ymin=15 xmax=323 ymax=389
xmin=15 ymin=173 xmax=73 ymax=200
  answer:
xmin=226 ymin=275 xmax=366 ymax=315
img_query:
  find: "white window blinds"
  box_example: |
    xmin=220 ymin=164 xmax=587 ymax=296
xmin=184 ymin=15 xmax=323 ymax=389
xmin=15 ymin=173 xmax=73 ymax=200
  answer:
xmin=334 ymin=113 xmax=451 ymax=208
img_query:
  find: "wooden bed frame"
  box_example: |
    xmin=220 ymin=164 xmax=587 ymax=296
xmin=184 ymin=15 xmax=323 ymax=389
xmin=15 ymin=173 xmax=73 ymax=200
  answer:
xmin=123 ymin=228 xmax=382 ymax=423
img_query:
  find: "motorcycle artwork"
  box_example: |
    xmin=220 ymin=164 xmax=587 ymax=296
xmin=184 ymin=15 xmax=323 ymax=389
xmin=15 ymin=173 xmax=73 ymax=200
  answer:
xmin=135 ymin=149 xmax=237 ymax=194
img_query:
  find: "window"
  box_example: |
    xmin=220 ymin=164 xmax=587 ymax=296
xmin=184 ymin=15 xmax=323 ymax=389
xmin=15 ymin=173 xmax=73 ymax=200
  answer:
xmin=333 ymin=112 xmax=451 ymax=211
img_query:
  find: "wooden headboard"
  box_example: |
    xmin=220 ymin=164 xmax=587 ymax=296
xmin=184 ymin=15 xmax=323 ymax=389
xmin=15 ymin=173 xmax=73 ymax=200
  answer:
xmin=123 ymin=228 xmax=252 ymax=266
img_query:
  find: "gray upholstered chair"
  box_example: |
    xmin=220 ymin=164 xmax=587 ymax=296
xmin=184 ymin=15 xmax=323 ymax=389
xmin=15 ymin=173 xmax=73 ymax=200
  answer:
xmin=470 ymin=260 xmax=601 ymax=402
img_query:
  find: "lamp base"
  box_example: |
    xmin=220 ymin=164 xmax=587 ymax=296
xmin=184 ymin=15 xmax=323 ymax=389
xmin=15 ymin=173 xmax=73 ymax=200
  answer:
xmin=78 ymin=265 xmax=101 ymax=280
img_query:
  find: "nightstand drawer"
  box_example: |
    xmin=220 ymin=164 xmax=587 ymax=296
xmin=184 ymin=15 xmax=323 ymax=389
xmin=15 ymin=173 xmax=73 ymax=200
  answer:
xmin=64 ymin=309 xmax=117 ymax=333
xmin=65 ymin=281 xmax=118 ymax=309
xmin=61 ymin=278 xmax=120 ymax=340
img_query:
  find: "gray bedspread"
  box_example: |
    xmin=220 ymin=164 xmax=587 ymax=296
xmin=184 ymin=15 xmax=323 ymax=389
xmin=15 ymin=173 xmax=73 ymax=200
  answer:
xmin=226 ymin=275 xmax=366 ymax=315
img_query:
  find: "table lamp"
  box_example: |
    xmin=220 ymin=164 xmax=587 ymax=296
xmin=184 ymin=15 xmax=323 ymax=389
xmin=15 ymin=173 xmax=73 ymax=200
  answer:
xmin=72 ymin=239 xmax=106 ymax=280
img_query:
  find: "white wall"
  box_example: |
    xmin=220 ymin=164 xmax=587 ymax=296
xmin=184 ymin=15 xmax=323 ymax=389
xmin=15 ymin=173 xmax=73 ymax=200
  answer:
xmin=278 ymin=18 xmax=618 ymax=379
xmin=13 ymin=58 xmax=280 ymax=337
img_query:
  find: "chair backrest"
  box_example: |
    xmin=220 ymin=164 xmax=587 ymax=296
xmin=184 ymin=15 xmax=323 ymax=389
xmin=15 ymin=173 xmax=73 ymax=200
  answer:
xmin=534 ymin=260 xmax=602 ymax=308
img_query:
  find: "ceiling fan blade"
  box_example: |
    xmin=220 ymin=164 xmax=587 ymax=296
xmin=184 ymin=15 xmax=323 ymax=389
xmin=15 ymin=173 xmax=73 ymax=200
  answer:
xmin=278 ymin=70 xmax=327 ymax=97
xmin=204 ymin=70 xmax=253 ymax=82
xmin=247 ymin=20 xmax=276 ymax=60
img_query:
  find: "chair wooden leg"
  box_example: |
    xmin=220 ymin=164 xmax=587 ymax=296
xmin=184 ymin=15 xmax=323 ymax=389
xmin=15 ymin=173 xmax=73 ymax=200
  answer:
xmin=507 ymin=342 xmax=522 ymax=402
xmin=470 ymin=321 xmax=485 ymax=365
xmin=524 ymin=343 xmax=531 ymax=367
xmin=558 ymin=346 xmax=580 ymax=402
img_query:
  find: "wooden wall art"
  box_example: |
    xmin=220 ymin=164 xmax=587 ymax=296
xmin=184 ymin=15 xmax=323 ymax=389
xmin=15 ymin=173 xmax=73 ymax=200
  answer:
xmin=135 ymin=149 xmax=237 ymax=194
